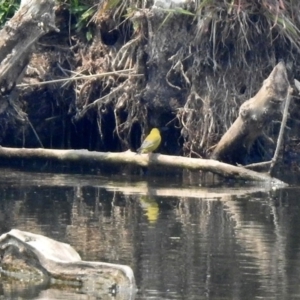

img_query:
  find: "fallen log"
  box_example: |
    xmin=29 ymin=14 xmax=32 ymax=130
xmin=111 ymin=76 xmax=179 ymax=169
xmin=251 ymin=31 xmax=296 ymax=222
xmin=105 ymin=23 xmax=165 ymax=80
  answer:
xmin=211 ymin=62 xmax=290 ymax=165
xmin=0 ymin=229 xmax=136 ymax=297
xmin=0 ymin=146 xmax=286 ymax=185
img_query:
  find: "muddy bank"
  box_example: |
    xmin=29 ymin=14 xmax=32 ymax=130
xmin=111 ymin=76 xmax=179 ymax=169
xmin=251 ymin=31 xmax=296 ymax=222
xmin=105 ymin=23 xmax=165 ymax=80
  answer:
xmin=1 ymin=0 xmax=300 ymax=167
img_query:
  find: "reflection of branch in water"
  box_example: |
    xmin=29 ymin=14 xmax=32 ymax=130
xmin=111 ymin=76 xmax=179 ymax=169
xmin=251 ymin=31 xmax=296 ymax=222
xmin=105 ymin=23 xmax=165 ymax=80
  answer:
xmin=269 ymin=190 xmax=288 ymax=298
xmin=104 ymin=181 xmax=280 ymax=200
xmin=0 ymin=169 xmax=283 ymax=197
xmin=173 ymin=191 xmax=288 ymax=298
xmin=219 ymin=192 xmax=287 ymax=297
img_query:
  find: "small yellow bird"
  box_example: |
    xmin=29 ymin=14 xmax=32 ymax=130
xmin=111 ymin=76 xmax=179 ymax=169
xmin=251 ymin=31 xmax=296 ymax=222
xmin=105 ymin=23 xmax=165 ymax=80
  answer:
xmin=137 ymin=128 xmax=161 ymax=154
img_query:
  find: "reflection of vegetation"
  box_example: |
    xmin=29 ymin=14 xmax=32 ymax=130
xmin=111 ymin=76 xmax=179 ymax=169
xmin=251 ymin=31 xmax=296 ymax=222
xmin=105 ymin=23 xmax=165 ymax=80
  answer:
xmin=139 ymin=196 xmax=159 ymax=224
xmin=0 ymin=171 xmax=298 ymax=299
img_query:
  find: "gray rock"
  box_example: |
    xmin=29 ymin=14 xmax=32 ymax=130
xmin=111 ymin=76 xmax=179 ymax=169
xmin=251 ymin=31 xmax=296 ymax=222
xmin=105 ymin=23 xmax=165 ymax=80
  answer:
xmin=0 ymin=229 xmax=136 ymax=298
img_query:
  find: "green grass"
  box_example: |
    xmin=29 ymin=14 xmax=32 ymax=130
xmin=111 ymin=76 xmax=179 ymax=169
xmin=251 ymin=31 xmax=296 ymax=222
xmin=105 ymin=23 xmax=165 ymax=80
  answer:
xmin=0 ymin=0 xmax=20 ymax=27
xmin=0 ymin=0 xmax=96 ymax=40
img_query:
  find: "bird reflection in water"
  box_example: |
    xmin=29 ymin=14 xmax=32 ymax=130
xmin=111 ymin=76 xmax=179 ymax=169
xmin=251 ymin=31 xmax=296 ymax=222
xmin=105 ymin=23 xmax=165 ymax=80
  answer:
xmin=139 ymin=196 xmax=159 ymax=224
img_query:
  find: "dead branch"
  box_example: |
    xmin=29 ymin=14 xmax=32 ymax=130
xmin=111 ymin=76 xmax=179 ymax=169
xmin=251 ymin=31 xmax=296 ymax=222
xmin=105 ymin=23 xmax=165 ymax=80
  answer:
xmin=244 ymin=85 xmax=292 ymax=173
xmin=16 ymin=69 xmax=142 ymax=88
xmin=269 ymin=86 xmax=292 ymax=175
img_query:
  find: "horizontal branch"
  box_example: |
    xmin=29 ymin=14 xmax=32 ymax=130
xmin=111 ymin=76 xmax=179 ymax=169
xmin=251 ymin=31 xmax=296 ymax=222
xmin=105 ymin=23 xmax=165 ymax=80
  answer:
xmin=0 ymin=147 xmax=286 ymax=185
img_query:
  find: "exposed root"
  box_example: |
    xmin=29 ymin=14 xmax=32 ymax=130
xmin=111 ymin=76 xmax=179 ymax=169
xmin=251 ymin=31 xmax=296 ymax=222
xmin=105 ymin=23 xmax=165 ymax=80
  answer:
xmin=112 ymin=36 xmax=141 ymax=70
xmin=74 ymin=79 xmax=129 ymax=121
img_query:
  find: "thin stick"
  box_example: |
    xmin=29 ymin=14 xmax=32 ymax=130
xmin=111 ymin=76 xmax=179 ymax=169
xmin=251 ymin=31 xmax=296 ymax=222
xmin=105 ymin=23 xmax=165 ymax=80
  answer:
xmin=244 ymin=161 xmax=271 ymax=170
xmin=268 ymin=86 xmax=293 ymax=175
xmin=16 ymin=69 xmax=143 ymax=87
xmin=74 ymin=80 xmax=127 ymax=121
xmin=27 ymin=119 xmax=44 ymax=148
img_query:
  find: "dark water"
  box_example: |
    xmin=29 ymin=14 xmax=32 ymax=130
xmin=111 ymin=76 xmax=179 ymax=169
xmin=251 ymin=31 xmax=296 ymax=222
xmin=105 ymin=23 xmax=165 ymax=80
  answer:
xmin=0 ymin=168 xmax=300 ymax=299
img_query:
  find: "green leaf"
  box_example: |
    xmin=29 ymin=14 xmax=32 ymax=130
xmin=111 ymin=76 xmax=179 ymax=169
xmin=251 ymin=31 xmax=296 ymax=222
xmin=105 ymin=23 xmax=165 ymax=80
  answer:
xmin=86 ymin=30 xmax=93 ymax=41
xmin=71 ymin=5 xmax=89 ymax=14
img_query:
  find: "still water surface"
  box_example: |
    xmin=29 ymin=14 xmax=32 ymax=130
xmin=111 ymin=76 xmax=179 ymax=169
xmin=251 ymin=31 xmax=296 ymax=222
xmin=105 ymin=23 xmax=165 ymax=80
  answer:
xmin=0 ymin=168 xmax=300 ymax=299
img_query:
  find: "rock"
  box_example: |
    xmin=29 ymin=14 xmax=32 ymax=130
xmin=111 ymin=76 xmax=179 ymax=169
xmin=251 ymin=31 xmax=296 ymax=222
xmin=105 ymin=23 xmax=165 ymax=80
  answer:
xmin=0 ymin=229 xmax=136 ymax=298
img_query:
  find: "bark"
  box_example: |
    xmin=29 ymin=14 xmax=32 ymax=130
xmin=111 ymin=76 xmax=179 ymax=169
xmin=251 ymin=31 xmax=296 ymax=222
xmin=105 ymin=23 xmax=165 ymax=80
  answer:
xmin=0 ymin=0 xmax=58 ymax=138
xmin=0 ymin=0 xmax=58 ymax=96
xmin=0 ymin=146 xmax=287 ymax=184
xmin=211 ymin=62 xmax=290 ymax=165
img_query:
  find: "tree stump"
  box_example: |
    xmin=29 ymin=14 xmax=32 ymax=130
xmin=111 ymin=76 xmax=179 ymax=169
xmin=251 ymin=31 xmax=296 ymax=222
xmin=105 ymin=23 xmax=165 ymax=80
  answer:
xmin=211 ymin=62 xmax=289 ymax=165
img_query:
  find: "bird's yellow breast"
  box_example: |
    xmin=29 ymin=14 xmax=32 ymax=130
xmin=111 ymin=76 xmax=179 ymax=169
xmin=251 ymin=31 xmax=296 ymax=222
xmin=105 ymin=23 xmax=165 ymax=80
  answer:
xmin=137 ymin=128 xmax=161 ymax=154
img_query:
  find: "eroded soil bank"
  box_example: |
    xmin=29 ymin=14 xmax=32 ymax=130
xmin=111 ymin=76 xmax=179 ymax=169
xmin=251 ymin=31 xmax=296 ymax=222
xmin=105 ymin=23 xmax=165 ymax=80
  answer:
xmin=1 ymin=0 xmax=300 ymax=168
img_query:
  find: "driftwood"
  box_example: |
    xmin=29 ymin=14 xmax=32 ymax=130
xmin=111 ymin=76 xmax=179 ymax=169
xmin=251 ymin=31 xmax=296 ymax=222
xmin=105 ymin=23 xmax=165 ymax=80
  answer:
xmin=0 ymin=146 xmax=286 ymax=185
xmin=211 ymin=62 xmax=290 ymax=165
xmin=241 ymin=85 xmax=292 ymax=173
xmin=0 ymin=229 xmax=136 ymax=298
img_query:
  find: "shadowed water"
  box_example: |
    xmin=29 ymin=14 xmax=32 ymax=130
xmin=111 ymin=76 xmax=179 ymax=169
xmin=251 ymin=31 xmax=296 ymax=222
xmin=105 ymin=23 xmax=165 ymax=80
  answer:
xmin=0 ymin=168 xmax=299 ymax=299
